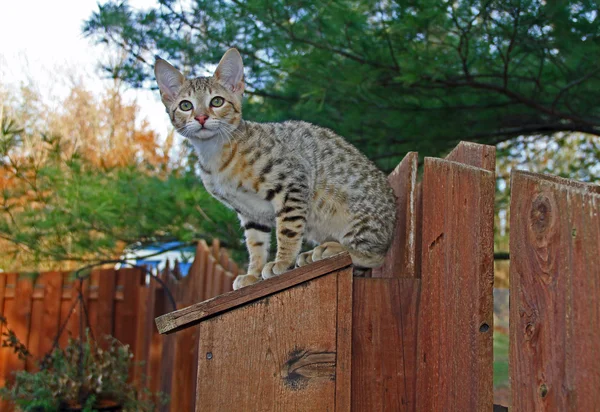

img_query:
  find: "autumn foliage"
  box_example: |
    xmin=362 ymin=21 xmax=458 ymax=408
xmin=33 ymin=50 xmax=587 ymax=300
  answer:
xmin=0 ymin=78 xmax=240 ymax=271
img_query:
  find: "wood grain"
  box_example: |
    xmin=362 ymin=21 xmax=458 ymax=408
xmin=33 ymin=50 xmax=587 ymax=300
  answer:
xmin=134 ymin=274 xmax=155 ymax=386
xmin=352 ymin=277 xmax=421 ymax=411
xmin=95 ymin=269 xmax=117 ymax=347
xmin=373 ymin=152 xmax=418 ymax=279
xmin=114 ymin=268 xmax=141 ymax=350
xmin=510 ymin=170 xmax=600 ymax=411
xmin=0 ymin=274 xmax=14 ymax=402
xmin=26 ymin=274 xmax=46 ymax=370
xmin=446 ymin=140 xmax=496 ymax=172
xmin=156 ymin=253 xmax=352 ymax=334
xmin=335 ymin=267 xmax=352 ymax=412
xmin=416 ymin=156 xmax=495 ymax=411
xmin=68 ymin=276 xmax=90 ymax=344
xmin=5 ymin=275 xmax=33 ymax=378
xmin=37 ymin=272 xmax=63 ymax=357
xmin=194 ymin=270 xmax=350 ymax=411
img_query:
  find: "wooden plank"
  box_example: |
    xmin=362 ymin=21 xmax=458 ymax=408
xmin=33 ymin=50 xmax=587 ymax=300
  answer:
xmin=114 ymin=268 xmax=141 ymax=349
xmin=212 ymin=265 xmax=224 ymax=298
xmin=5 ymin=274 xmax=34 ymax=378
xmin=134 ymin=274 xmax=155 ymax=387
xmin=416 ymin=157 xmax=495 ymax=411
xmin=509 ymin=170 xmax=600 ymax=411
xmin=172 ymin=325 xmax=199 ymax=411
xmin=352 ymin=277 xmax=421 ymax=411
xmin=373 ymin=152 xmax=418 ymax=279
xmin=195 ymin=272 xmax=343 ymax=411
xmin=0 ymin=272 xmax=6 ymax=317
xmin=414 ymin=181 xmax=423 ymax=278
xmin=211 ymin=238 xmax=220 ymax=259
xmin=221 ymin=268 xmax=234 ymax=294
xmin=191 ymin=242 xmax=209 ymax=303
xmin=95 ymin=269 xmax=117 ymax=347
xmin=149 ymin=283 xmax=167 ymax=399
xmin=159 ymin=333 xmax=177 ymax=412
xmin=0 ymin=273 xmax=16 ymax=387
xmin=204 ymin=254 xmax=216 ymax=301
xmin=159 ymin=262 xmax=180 ymax=412
xmin=446 ymin=140 xmax=496 ymax=172
xmin=87 ymin=271 xmax=100 ymax=335
xmin=514 ymin=170 xmax=600 ymax=194
xmin=68 ymin=276 xmax=90 ymax=343
xmin=156 ymin=253 xmax=353 ymax=334
xmin=37 ymin=272 xmax=63 ymax=359
xmin=168 ymin=241 xmax=211 ymax=412
xmin=0 ymin=273 xmax=11 ymax=412
xmin=0 ymin=272 xmax=7 ymax=342
xmin=335 ymin=267 xmax=353 ymax=412
xmin=26 ymin=274 xmax=44 ymax=370
xmin=0 ymin=272 xmax=9 ymax=412
xmin=58 ymin=274 xmax=74 ymax=347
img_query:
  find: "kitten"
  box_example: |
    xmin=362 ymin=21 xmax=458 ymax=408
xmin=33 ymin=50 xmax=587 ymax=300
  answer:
xmin=155 ymin=48 xmax=396 ymax=290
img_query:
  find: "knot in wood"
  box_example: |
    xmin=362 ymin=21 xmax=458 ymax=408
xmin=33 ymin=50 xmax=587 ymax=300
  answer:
xmin=530 ymin=195 xmax=552 ymax=234
xmin=281 ymin=349 xmax=336 ymax=390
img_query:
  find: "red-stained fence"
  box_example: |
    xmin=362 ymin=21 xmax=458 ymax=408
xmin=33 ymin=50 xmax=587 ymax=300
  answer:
xmin=2 ymin=140 xmax=600 ymax=411
xmin=0 ymin=239 xmax=241 ymax=412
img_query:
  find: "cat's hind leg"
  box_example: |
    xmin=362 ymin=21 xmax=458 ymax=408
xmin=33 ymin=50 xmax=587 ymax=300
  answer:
xmin=296 ymin=241 xmax=385 ymax=269
xmin=296 ymin=241 xmax=345 ymax=267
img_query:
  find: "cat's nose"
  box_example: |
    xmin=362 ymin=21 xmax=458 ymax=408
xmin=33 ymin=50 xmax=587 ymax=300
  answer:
xmin=195 ymin=114 xmax=208 ymax=126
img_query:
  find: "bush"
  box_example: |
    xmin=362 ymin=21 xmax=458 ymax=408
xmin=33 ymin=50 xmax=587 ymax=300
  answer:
xmin=0 ymin=325 xmax=167 ymax=412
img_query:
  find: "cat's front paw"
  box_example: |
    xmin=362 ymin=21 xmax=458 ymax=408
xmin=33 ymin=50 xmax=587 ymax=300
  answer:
xmin=261 ymin=260 xmax=292 ymax=279
xmin=233 ymin=274 xmax=261 ymax=290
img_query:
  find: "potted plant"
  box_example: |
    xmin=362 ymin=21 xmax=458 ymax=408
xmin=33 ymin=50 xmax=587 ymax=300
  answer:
xmin=0 ymin=317 xmax=167 ymax=411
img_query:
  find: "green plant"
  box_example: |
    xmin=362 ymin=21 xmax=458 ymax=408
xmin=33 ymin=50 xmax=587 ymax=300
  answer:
xmin=0 ymin=326 xmax=167 ymax=412
xmin=0 ymin=315 xmax=31 ymax=361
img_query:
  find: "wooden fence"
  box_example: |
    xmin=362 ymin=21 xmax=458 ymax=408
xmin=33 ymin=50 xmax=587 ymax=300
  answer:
xmin=2 ymin=140 xmax=600 ymax=411
xmin=0 ymin=239 xmax=240 ymax=411
xmin=157 ymin=141 xmax=599 ymax=411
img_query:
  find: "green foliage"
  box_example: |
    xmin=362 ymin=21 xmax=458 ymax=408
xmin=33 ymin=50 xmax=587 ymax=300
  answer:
xmin=0 ymin=316 xmax=31 ymax=361
xmin=0 ymin=115 xmax=242 ymax=270
xmin=84 ymin=0 xmax=600 ymax=170
xmin=0 ymin=328 xmax=167 ymax=412
xmin=493 ymin=331 xmax=509 ymax=388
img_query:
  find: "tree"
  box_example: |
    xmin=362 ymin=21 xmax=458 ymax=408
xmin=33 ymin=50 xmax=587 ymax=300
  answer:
xmin=0 ymin=79 xmax=241 ymax=271
xmin=83 ymin=0 xmax=600 ymax=170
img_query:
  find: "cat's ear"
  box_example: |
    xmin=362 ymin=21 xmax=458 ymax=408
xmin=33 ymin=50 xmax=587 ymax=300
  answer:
xmin=154 ymin=57 xmax=185 ymax=106
xmin=214 ymin=48 xmax=244 ymax=94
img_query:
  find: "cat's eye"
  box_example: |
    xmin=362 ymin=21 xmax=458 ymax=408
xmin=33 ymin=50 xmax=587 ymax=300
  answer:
xmin=179 ymin=100 xmax=193 ymax=111
xmin=210 ymin=96 xmax=225 ymax=107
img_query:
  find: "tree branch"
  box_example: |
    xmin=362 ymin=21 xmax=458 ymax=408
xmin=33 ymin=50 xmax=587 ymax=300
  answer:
xmin=552 ymin=67 xmax=600 ymax=112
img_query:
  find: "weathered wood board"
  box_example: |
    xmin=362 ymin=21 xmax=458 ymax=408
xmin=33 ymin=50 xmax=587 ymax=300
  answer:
xmin=194 ymin=267 xmax=352 ymax=412
xmin=510 ymin=170 xmax=600 ymax=411
xmin=416 ymin=153 xmax=495 ymax=411
xmin=352 ymin=277 xmax=421 ymax=411
xmin=372 ymin=152 xmax=419 ymax=279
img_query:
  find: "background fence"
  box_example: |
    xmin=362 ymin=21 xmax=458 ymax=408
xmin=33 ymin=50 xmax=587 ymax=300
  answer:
xmin=0 ymin=239 xmax=240 ymax=411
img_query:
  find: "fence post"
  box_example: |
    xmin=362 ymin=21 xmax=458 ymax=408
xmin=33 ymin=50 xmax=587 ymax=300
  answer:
xmin=509 ymin=171 xmax=600 ymax=410
xmin=352 ymin=151 xmax=421 ymax=411
xmin=416 ymin=142 xmax=495 ymax=411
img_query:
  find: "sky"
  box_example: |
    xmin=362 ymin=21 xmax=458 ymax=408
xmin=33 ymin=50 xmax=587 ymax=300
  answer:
xmin=0 ymin=0 xmax=171 ymax=137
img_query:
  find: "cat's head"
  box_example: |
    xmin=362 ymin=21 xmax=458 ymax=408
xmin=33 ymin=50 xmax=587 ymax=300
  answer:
xmin=154 ymin=48 xmax=244 ymax=140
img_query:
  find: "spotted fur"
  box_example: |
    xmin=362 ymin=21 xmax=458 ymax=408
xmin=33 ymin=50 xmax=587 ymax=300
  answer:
xmin=155 ymin=49 xmax=396 ymax=290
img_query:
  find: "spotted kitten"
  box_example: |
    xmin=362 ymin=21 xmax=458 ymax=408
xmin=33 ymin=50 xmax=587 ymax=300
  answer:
xmin=155 ymin=48 xmax=396 ymax=290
